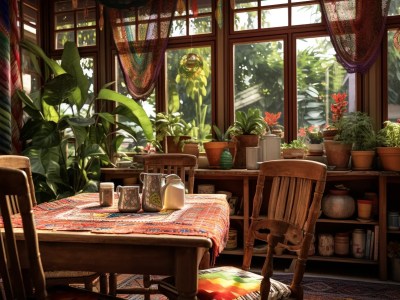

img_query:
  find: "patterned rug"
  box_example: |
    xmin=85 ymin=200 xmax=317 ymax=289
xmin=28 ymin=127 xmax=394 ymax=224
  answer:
xmin=116 ymin=273 xmax=400 ymax=300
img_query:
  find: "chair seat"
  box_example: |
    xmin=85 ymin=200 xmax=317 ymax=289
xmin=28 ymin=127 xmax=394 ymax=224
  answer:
xmin=159 ymin=266 xmax=291 ymax=300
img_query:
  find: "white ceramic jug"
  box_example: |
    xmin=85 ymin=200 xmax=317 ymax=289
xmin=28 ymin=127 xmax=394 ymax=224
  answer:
xmin=161 ymin=174 xmax=185 ymax=210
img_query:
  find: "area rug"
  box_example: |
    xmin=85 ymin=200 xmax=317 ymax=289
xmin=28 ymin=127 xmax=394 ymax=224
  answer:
xmin=116 ymin=273 xmax=400 ymax=300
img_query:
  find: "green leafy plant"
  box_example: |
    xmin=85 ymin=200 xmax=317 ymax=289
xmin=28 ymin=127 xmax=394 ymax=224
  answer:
xmin=230 ymin=108 xmax=267 ymax=136
xmin=281 ymin=139 xmax=308 ymax=150
xmin=18 ymin=40 xmax=153 ymax=202
xmin=377 ymin=120 xmax=400 ymax=147
xmin=154 ymin=111 xmax=194 ymax=143
xmin=212 ymin=125 xmax=233 ymax=142
xmin=336 ymin=112 xmax=377 ymax=150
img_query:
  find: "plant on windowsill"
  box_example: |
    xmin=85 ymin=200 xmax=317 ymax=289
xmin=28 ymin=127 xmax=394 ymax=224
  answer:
xmin=376 ymin=119 xmax=400 ymax=171
xmin=154 ymin=111 xmax=194 ymax=153
xmin=264 ymin=111 xmax=283 ymax=138
xmin=298 ymin=125 xmax=324 ymax=155
xmin=17 ymin=40 xmax=153 ymax=203
xmin=203 ymin=125 xmax=236 ymax=168
xmin=230 ymin=108 xmax=268 ymax=168
xmin=281 ymin=139 xmax=308 ymax=159
xmin=323 ymin=92 xmax=352 ymax=170
xmin=336 ymin=112 xmax=377 ymax=170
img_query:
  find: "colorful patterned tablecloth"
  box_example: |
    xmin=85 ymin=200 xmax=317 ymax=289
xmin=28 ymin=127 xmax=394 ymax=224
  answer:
xmin=11 ymin=193 xmax=230 ymax=259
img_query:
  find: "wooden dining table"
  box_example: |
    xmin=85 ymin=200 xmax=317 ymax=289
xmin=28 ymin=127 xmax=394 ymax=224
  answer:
xmin=10 ymin=193 xmax=230 ymax=300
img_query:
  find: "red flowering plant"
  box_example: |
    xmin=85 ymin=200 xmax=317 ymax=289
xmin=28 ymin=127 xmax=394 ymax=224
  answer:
xmin=330 ymin=92 xmax=348 ymax=124
xmin=264 ymin=111 xmax=283 ymax=133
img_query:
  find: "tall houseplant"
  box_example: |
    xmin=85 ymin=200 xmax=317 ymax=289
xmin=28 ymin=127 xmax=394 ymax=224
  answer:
xmin=18 ymin=40 xmax=153 ymax=202
xmin=376 ymin=120 xmax=400 ymax=171
xmin=230 ymin=108 xmax=267 ymax=169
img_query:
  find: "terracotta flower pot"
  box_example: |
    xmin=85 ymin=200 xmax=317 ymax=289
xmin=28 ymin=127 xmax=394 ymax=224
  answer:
xmin=376 ymin=147 xmax=400 ymax=171
xmin=204 ymin=141 xmax=236 ymax=169
xmin=351 ymin=150 xmax=375 ymax=170
xmin=324 ymin=140 xmax=352 ymax=170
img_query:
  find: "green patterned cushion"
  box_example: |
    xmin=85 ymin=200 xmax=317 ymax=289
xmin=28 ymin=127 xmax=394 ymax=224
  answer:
xmin=197 ymin=266 xmax=291 ymax=300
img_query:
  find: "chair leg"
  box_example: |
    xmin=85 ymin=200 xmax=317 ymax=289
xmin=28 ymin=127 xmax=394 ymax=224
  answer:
xmin=99 ymin=273 xmax=108 ymax=294
xmin=143 ymin=274 xmax=151 ymax=300
xmin=109 ymin=273 xmax=117 ymax=296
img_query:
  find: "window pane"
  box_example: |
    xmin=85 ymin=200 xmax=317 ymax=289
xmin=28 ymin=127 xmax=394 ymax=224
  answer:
xmin=171 ymin=19 xmax=186 ymax=37
xmin=292 ymin=4 xmax=321 ymax=25
xmin=296 ymin=36 xmax=356 ymax=134
xmin=55 ymin=31 xmax=74 ymax=49
xmin=189 ymin=16 xmax=212 ymax=35
xmin=165 ymin=47 xmax=212 ymax=145
xmin=55 ymin=12 xmax=74 ymax=29
xmin=234 ymin=0 xmax=258 ymax=9
xmin=389 ymin=0 xmax=400 ymax=16
xmin=234 ymin=40 xmax=285 ymax=133
xmin=261 ymin=8 xmax=288 ymax=28
xmin=77 ymin=29 xmax=96 ymax=47
xmin=387 ymin=29 xmax=400 ymax=121
xmin=77 ymin=9 xmax=96 ymax=27
xmin=55 ymin=0 xmax=72 ymax=12
xmin=234 ymin=11 xmax=258 ymax=31
xmin=115 ymin=56 xmax=156 ymax=153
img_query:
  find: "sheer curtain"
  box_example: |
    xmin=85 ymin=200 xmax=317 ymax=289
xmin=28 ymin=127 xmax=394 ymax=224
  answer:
xmin=320 ymin=0 xmax=391 ymax=73
xmin=106 ymin=1 xmax=177 ymax=100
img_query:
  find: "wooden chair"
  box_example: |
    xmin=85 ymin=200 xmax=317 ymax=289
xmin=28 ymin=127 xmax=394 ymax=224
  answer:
xmin=0 ymin=155 xmax=107 ymax=293
xmin=109 ymin=153 xmax=198 ymax=298
xmin=0 ymin=167 xmax=123 ymax=300
xmin=159 ymin=159 xmax=327 ymax=299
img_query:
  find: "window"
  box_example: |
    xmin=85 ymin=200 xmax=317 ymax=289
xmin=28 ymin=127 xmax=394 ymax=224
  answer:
xmin=53 ymin=0 xmax=97 ymax=49
xmin=231 ymin=0 xmax=355 ymax=140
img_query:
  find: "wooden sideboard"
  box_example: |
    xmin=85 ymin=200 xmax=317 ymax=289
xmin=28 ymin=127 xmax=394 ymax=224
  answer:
xmin=101 ymin=167 xmax=400 ymax=280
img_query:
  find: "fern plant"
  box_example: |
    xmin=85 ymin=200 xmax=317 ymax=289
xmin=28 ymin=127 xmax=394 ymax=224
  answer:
xmin=377 ymin=120 xmax=400 ymax=147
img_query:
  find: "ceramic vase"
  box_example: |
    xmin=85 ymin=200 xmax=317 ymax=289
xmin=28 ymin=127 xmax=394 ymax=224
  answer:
xmin=322 ymin=189 xmax=355 ymax=219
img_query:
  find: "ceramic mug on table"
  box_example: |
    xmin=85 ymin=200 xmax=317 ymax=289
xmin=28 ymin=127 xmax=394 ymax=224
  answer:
xmin=117 ymin=185 xmax=141 ymax=213
xmin=99 ymin=182 xmax=114 ymax=207
xmin=140 ymin=172 xmax=165 ymax=212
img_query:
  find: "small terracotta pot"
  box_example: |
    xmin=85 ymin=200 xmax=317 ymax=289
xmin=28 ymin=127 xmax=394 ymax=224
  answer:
xmin=357 ymin=199 xmax=373 ymax=220
xmin=376 ymin=147 xmax=400 ymax=171
xmin=351 ymin=150 xmax=375 ymax=170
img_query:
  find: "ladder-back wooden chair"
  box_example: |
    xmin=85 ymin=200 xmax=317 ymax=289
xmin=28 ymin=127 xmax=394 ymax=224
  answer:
xmin=0 ymin=167 xmax=122 ymax=300
xmin=0 ymin=155 xmax=107 ymax=293
xmin=109 ymin=153 xmax=198 ymax=298
xmin=159 ymin=159 xmax=327 ymax=299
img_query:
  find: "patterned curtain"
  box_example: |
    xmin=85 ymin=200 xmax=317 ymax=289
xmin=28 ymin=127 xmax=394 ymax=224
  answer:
xmin=0 ymin=0 xmax=22 ymax=154
xmin=320 ymin=0 xmax=391 ymax=73
xmin=108 ymin=1 xmax=177 ymax=100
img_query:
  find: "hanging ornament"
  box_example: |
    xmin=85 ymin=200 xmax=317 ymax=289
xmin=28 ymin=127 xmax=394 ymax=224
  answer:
xmin=215 ymin=0 xmax=223 ymax=29
xmin=192 ymin=0 xmax=198 ymax=17
xmin=72 ymin=0 xmax=78 ymax=9
xmin=177 ymin=0 xmax=186 ymax=15
xmin=99 ymin=4 xmax=104 ymax=31
xmin=179 ymin=53 xmax=204 ymax=79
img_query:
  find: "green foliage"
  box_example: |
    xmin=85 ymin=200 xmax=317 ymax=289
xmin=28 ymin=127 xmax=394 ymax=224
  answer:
xmin=18 ymin=40 xmax=153 ymax=202
xmin=336 ymin=112 xmax=377 ymax=151
xmin=281 ymin=139 xmax=308 ymax=150
xmin=377 ymin=120 xmax=400 ymax=148
xmin=230 ymin=108 xmax=267 ymax=136
xmin=154 ymin=112 xmax=193 ymax=142
xmin=212 ymin=125 xmax=233 ymax=142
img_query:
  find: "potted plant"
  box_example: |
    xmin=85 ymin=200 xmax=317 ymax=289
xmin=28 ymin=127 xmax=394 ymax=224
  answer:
xmin=299 ymin=125 xmax=324 ymax=155
xmin=376 ymin=120 xmax=400 ymax=171
xmin=323 ymin=92 xmax=352 ymax=170
xmin=17 ymin=40 xmax=153 ymax=202
xmin=154 ymin=111 xmax=193 ymax=153
xmin=264 ymin=111 xmax=283 ymax=138
xmin=230 ymin=108 xmax=268 ymax=168
xmin=336 ymin=112 xmax=377 ymax=170
xmin=203 ymin=125 xmax=236 ymax=168
xmin=281 ymin=139 xmax=308 ymax=159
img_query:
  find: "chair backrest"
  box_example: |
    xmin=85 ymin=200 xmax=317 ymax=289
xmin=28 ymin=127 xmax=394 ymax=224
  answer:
xmin=0 ymin=167 xmax=47 ymax=300
xmin=142 ymin=154 xmax=197 ymax=193
xmin=243 ymin=159 xmax=327 ymax=298
xmin=0 ymin=155 xmax=37 ymax=211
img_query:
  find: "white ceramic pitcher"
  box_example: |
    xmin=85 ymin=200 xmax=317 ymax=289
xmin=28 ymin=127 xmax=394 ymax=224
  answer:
xmin=161 ymin=174 xmax=185 ymax=210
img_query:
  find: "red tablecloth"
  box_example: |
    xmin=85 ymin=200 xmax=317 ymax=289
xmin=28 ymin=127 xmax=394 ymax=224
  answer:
xmin=11 ymin=193 xmax=230 ymax=259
